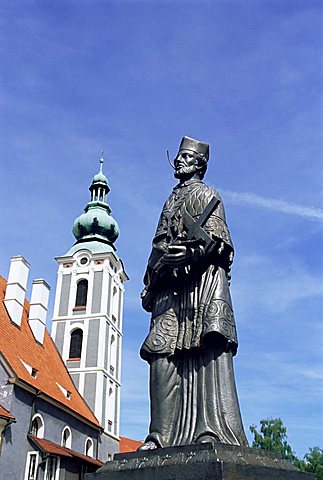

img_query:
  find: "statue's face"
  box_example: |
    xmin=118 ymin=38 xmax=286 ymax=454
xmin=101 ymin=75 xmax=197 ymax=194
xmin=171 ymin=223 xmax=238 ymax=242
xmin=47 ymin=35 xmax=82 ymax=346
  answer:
xmin=174 ymin=150 xmax=198 ymax=179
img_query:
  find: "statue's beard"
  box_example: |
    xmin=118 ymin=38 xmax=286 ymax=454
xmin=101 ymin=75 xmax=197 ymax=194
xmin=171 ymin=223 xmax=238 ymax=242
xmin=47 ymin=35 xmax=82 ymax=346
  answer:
xmin=174 ymin=164 xmax=198 ymax=179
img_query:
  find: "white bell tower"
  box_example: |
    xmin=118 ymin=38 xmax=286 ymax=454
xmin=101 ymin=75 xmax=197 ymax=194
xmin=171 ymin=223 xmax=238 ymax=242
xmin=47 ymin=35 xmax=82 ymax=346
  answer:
xmin=51 ymin=156 xmax=128 ymax=460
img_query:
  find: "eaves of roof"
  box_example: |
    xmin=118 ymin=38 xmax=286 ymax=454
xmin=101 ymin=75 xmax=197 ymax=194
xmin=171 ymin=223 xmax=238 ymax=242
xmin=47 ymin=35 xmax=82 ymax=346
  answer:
xmin=28 ymin=434 xmax=103 ymax=467
xmin=0 ymin=405 xmax=15 ymax=421
xmin=8 ymin=376 xmax=101 ymax=431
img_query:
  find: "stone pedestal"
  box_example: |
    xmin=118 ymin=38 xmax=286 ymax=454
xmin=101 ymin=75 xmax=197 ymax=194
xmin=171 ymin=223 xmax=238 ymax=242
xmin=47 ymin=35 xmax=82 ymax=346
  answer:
xmin=86 ymin=443 xmax=314 ymax=479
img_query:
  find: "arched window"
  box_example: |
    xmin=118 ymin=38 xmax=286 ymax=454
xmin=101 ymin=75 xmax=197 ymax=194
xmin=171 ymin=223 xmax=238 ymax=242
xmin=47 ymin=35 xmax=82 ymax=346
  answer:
xmin=107 ymin=381 xmax=114 ymax=433
xmin=69 ymin=329 xmax=83 ymax=359
xmin=85 ymin=438 xmax=94 ymax=458
xmin=112 ymin=285 xmax=118 ymax=322
xmin=30 ymin=414 xmax=44 ymax=439
xmin=109 ymin=335 xmax=117 ymax=375
xmin=75 ymin=279 xmax=88 ymax=307
xmin=61 ymin=426 xmax=72 ymax=449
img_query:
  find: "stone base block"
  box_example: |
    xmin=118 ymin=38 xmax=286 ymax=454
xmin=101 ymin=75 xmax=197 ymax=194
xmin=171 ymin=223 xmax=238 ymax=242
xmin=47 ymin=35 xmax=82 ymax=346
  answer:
xmin=86 ymin=442 xmax=314 ymax=480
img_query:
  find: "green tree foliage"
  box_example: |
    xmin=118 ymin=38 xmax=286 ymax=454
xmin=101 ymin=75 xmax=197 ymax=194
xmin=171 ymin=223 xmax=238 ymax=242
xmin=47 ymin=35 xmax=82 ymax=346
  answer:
xmin=294 ymin=448 xmax=323 ymax=480
xmin=249 ymin=417 xmax=296 ymax=461
xmin=250 ymin=418 xmax=323 ymax=480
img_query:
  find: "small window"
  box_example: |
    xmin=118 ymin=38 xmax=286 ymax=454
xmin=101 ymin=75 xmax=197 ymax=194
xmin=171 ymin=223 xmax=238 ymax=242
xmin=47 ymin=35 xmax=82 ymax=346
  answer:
xmin=20 ymin=359 xmax=38 ymax=378
xmin=108 ymin=420 xmax=112 ymax=432
xmin=56 ymin=382 xmax=72 ymax=400
xmin=80 ymin=257 xmax=88 ymax=265
xmin=25 ymin=452 xmax=38 ymax=480
xmin=109 ymin=335 xmax=117 ymax=373
xmin=85 ymin=438 xmax=94 ymax=458
xmin=45 ymin=456 xmax=59 ymax=480
xmin=75 ymin=279 xmax=88 ymax=307
xmin=30 ymin=414 xmax=44 ymax=439
xmin=61 ymin=427 xmax=72 ymax=449
xmin=30 ymin=419 xmax=39 ymax=436
xmin=69 ymin=329 xmax=83 ymax=359
xmin=112 ymin=286 xmax=119 ymax=322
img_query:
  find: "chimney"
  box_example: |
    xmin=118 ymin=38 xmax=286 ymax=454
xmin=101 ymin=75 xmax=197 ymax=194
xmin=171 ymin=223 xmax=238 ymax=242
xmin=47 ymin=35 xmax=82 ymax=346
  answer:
xmin=4 ymin=256 xmax=30 ymax=327
xmin=28 ymin=279 xmax=50 ymax=345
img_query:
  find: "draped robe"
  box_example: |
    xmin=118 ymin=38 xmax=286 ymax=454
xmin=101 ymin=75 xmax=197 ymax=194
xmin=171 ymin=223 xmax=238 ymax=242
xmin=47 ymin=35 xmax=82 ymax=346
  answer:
xmin=140 ymin=179 xmax=248 ymax=448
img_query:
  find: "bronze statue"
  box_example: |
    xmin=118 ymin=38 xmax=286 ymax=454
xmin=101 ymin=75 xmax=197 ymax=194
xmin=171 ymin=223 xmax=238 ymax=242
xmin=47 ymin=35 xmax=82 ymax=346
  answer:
xmin=139 ymin=136 xmax=248 ymax=450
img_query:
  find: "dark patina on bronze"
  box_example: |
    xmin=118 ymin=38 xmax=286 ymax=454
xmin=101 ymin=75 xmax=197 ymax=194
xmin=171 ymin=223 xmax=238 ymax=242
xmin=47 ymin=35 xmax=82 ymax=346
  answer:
xmin=86 ymin=136 xmax=314 ymax=480
xmin=139 ymin=136 xmax=247 ymax=450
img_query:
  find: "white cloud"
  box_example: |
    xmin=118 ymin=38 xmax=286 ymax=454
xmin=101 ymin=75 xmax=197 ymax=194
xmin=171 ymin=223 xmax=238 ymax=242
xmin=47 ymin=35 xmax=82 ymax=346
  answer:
xmin=238 ymin=353 xmax=323 ymax=419
xmin=232 ymin=254 xmax=323 ymax=316
xmin=298 ymin=368 xmax=323 ymax=381
xmin=220 ymin=189 xmax=323 ymax=221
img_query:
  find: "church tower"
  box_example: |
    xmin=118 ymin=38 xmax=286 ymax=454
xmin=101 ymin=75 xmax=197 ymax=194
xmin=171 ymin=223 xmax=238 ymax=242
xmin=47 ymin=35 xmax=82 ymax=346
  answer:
xmin=51 ymin=156 xmax=128 ymax=460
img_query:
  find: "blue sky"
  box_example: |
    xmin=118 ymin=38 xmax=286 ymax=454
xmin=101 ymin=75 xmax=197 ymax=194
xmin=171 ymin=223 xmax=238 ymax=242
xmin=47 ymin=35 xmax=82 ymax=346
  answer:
xmin=0 ymin=0 xmax=322 ymax=458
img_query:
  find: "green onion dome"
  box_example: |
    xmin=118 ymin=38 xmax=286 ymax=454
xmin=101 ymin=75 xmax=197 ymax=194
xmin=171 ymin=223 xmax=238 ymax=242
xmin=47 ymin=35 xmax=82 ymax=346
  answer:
xmin=72 ymin=203 xmax=119 ymax=244
xmin=92 ymin=170 xmax=108 ymax=185
xmin=71 ymin=155 xmax=119 ymax=247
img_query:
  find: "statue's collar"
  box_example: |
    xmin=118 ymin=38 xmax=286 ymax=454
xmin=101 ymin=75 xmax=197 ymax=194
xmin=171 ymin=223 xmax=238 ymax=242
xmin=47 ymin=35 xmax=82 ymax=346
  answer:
xmin=173 ymin=179 xmax=202 ymax=190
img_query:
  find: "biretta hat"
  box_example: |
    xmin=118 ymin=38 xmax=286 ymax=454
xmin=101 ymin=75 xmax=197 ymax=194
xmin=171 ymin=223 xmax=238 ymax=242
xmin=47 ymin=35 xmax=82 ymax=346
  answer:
xmin=178 ymin=136 xmax=209 ymax=161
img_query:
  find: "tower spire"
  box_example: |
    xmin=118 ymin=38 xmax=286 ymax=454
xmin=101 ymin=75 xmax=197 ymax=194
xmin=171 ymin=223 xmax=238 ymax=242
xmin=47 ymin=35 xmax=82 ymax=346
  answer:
xmin=100 ymin=150 xmax=104 ymax=172
xmin=70 ymin=154 xmax=119 ymax=252
xmin=51 ymin=151 xmax=128 ymax=461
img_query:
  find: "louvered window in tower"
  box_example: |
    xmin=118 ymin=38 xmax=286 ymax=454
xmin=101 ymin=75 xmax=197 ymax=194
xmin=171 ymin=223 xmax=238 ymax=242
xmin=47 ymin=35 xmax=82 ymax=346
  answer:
xmin=75 ymin=279 xmax=88 ymax=307
xmin=69 ymin=329 xmax=83 ymax=359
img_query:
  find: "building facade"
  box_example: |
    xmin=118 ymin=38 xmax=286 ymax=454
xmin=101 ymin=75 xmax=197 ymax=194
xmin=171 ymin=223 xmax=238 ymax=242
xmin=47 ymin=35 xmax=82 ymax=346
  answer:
xmin=51 ymin=158 xmax=128 ymax=460
xmin=0 ymin=159 xmax=128 ymax=478
xmin=0 ymin=258 xmax=103 ymax=480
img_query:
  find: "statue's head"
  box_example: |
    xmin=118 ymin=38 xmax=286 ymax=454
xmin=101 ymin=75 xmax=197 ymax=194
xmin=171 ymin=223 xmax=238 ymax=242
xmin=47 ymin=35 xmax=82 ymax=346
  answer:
xmin=174 ymin=136 xmax=209 ymax=181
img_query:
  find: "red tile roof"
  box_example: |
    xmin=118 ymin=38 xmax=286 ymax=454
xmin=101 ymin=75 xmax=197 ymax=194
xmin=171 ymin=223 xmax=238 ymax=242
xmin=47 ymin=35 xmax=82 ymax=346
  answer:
xmin=0 ymin=404 xmax=15 ymax=421
xmin=29 ymin=435 xmax=103 ymax=467
xmin=0 ymin=276 xmax=100 ymax=428
xmin=119 ymin=436 xmax=143 ymax=453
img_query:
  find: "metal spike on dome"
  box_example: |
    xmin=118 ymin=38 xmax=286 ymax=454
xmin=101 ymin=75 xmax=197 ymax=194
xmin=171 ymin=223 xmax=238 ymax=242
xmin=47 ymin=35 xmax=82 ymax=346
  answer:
xmin=100 ymin=150 xmax=104 ymax=172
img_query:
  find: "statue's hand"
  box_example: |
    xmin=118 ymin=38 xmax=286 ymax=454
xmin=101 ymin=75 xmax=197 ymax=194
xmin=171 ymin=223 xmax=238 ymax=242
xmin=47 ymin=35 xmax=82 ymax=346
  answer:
xmin=141 ymin=287 xmax=153 ymax=312
xmin=140 ymin=287 xmax=148 ymax=299
xmin=161 ymin=245 xmax=190 ymax=267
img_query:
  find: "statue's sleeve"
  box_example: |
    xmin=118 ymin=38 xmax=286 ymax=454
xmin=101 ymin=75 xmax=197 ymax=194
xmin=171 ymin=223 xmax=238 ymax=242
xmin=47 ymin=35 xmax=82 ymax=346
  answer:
xmin=205 ymin=197 xmax=233 ymax=250
xmin=197 ymin=186 xmax=234 ymax=269
xmin=143 ymin=202 xmax=169 ymax=288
